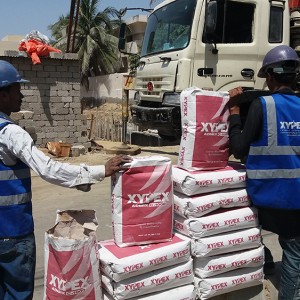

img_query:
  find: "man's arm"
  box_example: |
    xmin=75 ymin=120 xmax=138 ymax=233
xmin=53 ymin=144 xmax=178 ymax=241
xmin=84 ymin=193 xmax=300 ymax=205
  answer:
xmin=228 ymin=93 xmax=263 ymax=160
xmin=1 ymin=124 xmax=131 ymax=188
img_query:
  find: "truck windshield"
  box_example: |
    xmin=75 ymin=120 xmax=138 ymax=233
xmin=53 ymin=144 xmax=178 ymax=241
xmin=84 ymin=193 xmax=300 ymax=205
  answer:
xmin=141 ymin=0 xmax=197 ymax=57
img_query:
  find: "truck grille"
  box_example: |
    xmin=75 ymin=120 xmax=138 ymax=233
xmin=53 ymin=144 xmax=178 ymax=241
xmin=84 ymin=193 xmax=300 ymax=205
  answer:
xmin=135 ymin=77 xmax=171 ymax=96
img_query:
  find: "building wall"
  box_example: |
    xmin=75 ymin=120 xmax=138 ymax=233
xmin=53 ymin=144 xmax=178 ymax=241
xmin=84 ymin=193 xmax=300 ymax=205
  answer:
xmin=81 ymin=73 xmax=135 ymax=105
xmin=1 ymin=52 xmax=89 ymax=148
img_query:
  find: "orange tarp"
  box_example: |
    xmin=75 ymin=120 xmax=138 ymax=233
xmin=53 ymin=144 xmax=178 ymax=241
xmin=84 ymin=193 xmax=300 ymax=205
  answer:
xmin=18 ymin=39 xmax=62 ymax=64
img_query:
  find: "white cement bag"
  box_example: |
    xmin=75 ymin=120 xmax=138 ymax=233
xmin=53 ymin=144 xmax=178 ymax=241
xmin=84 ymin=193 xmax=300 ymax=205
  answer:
xmin=98 ymin=233 xmax=191 ymax=282
xmin=103 ymin=284 xmax=196 ymax=300
xmin=194 ymin=245 xmax=264 ymax=278
xmin=174 ymin=188 xmax=250 ymax=218
xmin=173 ymin=162 xmax=246 ymax=196
xmin=112 ymin=156 xmax=173 ymax=247
xmin=191 ymin=227 xmax=261 ymax=257
xmin=174 ymin=206 xmax=258 ymax=238
xmin=178 ymin=87 xmax=230 ymax=171
xmin=102 ymin=259 xmax=194 ymax=300
xmin=195 ymin=266 xmax=264 ymax=299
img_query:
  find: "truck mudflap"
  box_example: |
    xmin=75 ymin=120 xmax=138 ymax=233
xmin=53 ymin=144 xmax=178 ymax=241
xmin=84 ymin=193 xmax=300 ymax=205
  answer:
xmin=130 ymin=105 xmax=181 ymax=132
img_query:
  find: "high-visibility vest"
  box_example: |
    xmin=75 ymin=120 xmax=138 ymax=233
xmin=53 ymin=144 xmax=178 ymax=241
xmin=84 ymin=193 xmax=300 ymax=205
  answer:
xmin=246 ymin=94 xmax=300 ymax=209
xmin=0 ymin=116 xmax=33 ymax=238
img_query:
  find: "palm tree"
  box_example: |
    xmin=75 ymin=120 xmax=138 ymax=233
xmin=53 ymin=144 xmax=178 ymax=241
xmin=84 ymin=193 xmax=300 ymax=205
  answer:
xmin=48 ymin=0 xmax=121 ymax=89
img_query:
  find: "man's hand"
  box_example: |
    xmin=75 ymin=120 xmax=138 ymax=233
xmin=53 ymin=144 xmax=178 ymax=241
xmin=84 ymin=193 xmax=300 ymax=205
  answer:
xmin=105 ymin=154 xmax=132 ymax=177
xmin=228 ymin=87 xmax=243 ymax=115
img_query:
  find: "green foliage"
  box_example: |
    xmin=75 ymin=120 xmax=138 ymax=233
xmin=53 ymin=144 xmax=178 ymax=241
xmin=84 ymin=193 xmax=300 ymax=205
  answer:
xmin=48 ymin=0 xmax=121 ymax=89
xmin=128 ymin=54 xmax=140 ymax=76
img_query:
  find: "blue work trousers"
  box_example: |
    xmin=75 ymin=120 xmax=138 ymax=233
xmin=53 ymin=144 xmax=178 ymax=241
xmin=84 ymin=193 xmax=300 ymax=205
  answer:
xmin=0 ymin=233 xmax=36 ymax=300
xmin=279 ymin=236 xmax=300 ymax=300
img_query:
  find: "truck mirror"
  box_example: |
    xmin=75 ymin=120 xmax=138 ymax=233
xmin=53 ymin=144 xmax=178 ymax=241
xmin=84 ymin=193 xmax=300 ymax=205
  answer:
xmin=118 ymin=23 xmax=127 ymax=51
xmin=204 ymin=1 xmax=218 ymax=35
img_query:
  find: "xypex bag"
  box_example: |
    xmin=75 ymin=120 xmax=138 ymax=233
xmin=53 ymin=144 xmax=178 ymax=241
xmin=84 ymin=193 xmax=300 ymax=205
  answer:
xmin=173 ymin=188 xmax=250 ymax=218
xmin=103 ymin=284 xmax=196 ymax=300
xmin=99 ymin=233 xmax=191 ymax=282
xmin=173 ymin=162 xmax=246 ymax=196
xmin=191 ymin=227 xmax=261 ymax=257
xmin=112 ymin=156 xmax=173 ymax=247
xmin=174 ymin=206 xmax=258 ymax=238
xmin=194 ymin=245 xmax=264 ymax=278
xmin=195 ymin=266 xmax=264 ymax=299
xmin=44 ymin=210 xmax=102 ymax=300
xmin=178 ymin=87 xmax=230 ymax=171
xmin=102 ymin=259 xmax=194 ymax=300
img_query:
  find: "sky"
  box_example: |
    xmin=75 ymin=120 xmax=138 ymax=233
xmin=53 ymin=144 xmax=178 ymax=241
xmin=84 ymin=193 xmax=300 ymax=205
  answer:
xmin=0 ymin=0 xmax=151 ymax=40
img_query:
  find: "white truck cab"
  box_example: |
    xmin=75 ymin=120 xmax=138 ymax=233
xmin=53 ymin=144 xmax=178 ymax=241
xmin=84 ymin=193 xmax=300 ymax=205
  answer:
xmin=120 ymin=0 xmax=291 ymax=140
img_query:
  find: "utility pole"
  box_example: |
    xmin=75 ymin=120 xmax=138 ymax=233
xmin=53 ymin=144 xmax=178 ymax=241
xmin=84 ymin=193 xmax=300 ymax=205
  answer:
xmin=67 ymin=0 xmax=81 ymax=53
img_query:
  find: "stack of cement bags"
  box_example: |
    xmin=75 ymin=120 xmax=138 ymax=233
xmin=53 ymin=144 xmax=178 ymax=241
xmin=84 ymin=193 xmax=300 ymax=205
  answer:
xmin=99 ymin=156 xmax=196 ymax=300
xmin=100 ymin=233 xmax=195 ymax=300
xmin=172 ymin=88 xmax=264 ymax=299
xmin=172 ymin=165 xmax=264 ymax=299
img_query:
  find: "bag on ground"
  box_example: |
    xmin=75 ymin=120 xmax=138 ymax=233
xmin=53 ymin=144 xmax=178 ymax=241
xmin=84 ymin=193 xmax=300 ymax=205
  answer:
xmin=44 ymin=210 xmax=102 ymax=300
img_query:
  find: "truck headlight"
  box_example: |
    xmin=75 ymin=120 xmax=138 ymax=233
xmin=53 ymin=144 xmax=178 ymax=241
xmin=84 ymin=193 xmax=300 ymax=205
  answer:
xmin=162 ymin=93 xmax=181 ymax=106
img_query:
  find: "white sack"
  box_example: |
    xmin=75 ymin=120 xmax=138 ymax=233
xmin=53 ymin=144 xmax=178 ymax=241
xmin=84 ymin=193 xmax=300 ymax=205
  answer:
xmin=112 ymin=156 xmax=173 ymax=247
xmin=195 ymin=266 xmax=264 ymax=299
xmin=98 ymin=233 xmax=191 ymax=282
xmin=174 ymin=188 xmax=250 ymax=218
xmin=194 ymin=245 xmax=264 ymax=278
xmin=102 ymin=259 xmax=194 ymax=300
xmin=191 ymin=227 xmax=261 ymax=257
xmin=174 ymin=206 xmax=258 ymax=238
xmin=178 ymin=87 xmax=230 ymax=171
xmin=103 ymin=284 xmax=196 ymax=300
xmin=173 ymin=162 xmax=246 ymax=196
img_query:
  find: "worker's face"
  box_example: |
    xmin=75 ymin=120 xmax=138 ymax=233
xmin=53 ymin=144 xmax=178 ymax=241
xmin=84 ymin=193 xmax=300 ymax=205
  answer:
xmin=3 ymin=83 xmax=24 ymax=114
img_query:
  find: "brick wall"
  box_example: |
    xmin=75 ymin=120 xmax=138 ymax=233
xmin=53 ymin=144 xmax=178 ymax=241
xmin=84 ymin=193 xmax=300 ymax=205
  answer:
xmin=1 ymin=52 xmax=90 ymax=148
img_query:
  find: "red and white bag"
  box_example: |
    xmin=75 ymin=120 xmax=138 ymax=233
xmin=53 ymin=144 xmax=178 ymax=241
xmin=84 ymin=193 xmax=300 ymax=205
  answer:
xmin=102 ymin=259 xmax=194 ymax=300
xmin=99 ymin=233 xmax=191 ymax=282
xmin=103 ymin=284 xmax=196 ymax=300
xmin=44 ymin=210 xmax=102 ymax=300
xmin=174 ymin=207 xmax=258 ymax=238
xmin=112 ymin=156 xmax=173 ymax=247
xmin=194 ymin=266 xmax=264 ymax=299
xmin=178 ymin=87 xmax=230 ymax=171
xmin=194 ymin=245 xmax=264 ymax=278
xmin=173 ymin=188 xmax=250 ymax=218
xmin=173 ymin=162 xmax=246 ymax=196
xmin=191 ymin=227 xmax=261 ymax=257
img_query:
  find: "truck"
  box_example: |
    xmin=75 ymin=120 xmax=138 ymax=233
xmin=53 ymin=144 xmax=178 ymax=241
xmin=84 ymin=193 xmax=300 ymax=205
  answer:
xmin=119 ymin=0 xmax=300 ymax=141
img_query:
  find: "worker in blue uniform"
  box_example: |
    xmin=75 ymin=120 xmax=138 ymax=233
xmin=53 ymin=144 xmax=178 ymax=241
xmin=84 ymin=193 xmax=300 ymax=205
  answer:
xmin=229 ymin=45 xmax=300 ymax=300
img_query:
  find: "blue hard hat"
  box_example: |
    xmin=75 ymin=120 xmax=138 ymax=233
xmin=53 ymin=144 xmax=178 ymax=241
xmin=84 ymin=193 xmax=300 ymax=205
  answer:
xmin=0 ymin=60 xmax=29 ymax=88
xmin=258 ymin=45 xmax=300 ymax=78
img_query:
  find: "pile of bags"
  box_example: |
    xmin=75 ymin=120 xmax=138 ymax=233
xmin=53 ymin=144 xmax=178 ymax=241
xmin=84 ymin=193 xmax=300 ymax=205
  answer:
xmin=101 ymin=156 xmax=195 ymax=299
xmin=173 ymin=88 xmax=264 ymax=299
xmin=43 ymin=87 xmax=264 ymax=300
